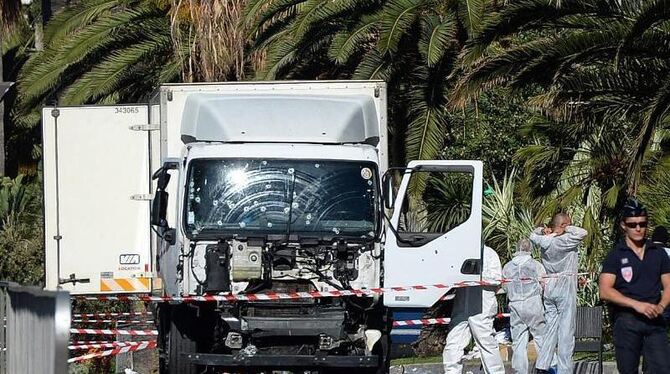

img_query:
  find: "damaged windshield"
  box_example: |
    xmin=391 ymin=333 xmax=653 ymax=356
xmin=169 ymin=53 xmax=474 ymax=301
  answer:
xmin=184 ymin=159 xmax=379 ymax=239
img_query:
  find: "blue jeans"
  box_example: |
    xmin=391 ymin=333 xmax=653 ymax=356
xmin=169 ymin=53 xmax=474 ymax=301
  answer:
xmin=613 ymin=313 xmax=670 ymax=374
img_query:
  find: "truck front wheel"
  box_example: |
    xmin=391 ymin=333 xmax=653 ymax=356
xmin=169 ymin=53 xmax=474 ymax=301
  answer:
xmin=158 ymin=305 xmax=198 ymax=374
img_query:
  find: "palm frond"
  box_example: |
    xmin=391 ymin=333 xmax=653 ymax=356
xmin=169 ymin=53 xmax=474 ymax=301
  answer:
xmin=44 ymin=0 xmax=120 ymax=43
xmin=59 ymin=37 xmax=173 ymax=105
xmin=621 ymin=0 xmax=670 ymax=48
xmin=378 ymin=0 xmax=422 ymax=55
xmin=328 ymin=15 xmax=379 ymax=64
xmin=631 ymin=74 xmax=670 ymax=192
xmin=418 ymin=14 xmax=457 ymax=67
xmin=458 ymin=0 xmax=487 ymax=37
xmin=352 ymin=49 xmax=394 ymax=80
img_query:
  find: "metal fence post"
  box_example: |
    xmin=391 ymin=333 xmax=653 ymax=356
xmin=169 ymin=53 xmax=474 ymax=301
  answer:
xmin=0 ymin=286 xmax=6 ymax=374
xmin=4 ymin=282 xmax=70 ymax=373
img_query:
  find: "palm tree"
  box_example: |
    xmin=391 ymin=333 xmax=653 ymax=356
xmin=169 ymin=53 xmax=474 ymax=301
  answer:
xmin=243 ymin=0 xmax=493 ymax=180
xmin=169 ymin=0 xmax=249 ymax=82
xmin=14 ymin=0 xmax=254 ymax=130
xmin=452 ymin=0 xmax=670 ymax=196
xmin=13 ymin=0 xmax=183 ymax=129
xmin=1 ymin=0 xmax=24 ymax=176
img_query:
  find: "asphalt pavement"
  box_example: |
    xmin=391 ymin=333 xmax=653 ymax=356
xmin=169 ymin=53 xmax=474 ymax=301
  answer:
xmin=390 ymin=360 xmax=617 ymax=374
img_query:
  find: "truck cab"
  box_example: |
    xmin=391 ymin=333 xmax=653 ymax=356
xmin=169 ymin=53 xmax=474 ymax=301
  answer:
xmin=42 ymin=81 xmax=483 ymax=373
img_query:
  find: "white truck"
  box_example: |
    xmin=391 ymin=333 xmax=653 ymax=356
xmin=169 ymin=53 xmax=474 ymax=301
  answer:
xmin=42 ymin=80 xmax=483 ymax=373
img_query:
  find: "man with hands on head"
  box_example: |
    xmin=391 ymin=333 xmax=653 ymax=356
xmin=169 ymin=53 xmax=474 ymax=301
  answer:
xmin=599 ymin=199 xmax=670 ymax=374
xmin=530 ymin=213 xmax=587 ymax=374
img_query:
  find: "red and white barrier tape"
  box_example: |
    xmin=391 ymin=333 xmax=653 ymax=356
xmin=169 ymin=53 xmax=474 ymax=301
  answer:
xmin=73 ymin=312 xmax=152 ymax=319
xmin=70 ymin=328 xmax=158 ymax=336
xmin=69 ymin=341 xmax=151 ymax=351
xmin=75 ymin=273 xmax=592 ymax=303
xmin=68 ymin=341 xmax=157 ymax=363
xmin=392 ymin=313 xmax=511 ymax=327
xmin=72 ymin=319 xmax=154 ymax=324
xmin=393 ymin=318 xmax=452 ymax=327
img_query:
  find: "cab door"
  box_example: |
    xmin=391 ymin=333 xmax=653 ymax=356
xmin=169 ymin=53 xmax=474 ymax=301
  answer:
xmin=383 ymin=160 xmax=483 ymax=307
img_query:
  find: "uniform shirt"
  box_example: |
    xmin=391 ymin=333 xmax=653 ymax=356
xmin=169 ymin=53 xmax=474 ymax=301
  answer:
xmin=601 ymin=240 xmax=670 ymax=315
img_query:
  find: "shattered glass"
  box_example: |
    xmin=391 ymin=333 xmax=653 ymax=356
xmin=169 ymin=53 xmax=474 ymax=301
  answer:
xmin=185 ymin=159 xmax=379 ymax=238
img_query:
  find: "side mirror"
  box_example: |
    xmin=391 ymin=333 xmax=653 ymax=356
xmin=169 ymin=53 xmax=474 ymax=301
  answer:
xmin=150 ymin=162 xmax=178 ymax=227
xmin=151 ymin=190 xmax=169 ymax=227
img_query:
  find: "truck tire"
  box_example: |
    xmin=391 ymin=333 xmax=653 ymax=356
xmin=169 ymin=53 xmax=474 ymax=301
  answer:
xmin=374 ymin=331 xmax=392 ymax=374
xmin=158 ymin=305 xmax=198 ymax=374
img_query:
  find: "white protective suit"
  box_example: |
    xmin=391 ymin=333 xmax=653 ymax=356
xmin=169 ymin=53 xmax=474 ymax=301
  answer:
xmin=530 ymin=226 xmax=587 ymax=374
xmin=502 ymin=250 xmax=547 ymax=374
xmin=443 ymin=246 xmax=505 ymax=374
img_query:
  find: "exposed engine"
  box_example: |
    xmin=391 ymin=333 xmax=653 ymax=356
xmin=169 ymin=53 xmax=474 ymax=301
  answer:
xmin=181 ymin=238 xmax=384 ymax=357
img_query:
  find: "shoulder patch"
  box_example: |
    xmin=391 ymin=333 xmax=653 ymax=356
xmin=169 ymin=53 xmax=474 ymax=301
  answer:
xmin=621 ymin=258 xmax=629 ymax=265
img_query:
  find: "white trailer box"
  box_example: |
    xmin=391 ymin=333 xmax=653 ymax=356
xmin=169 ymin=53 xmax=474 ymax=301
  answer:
xmin=43 ymin=105 xmax=154 ymax=294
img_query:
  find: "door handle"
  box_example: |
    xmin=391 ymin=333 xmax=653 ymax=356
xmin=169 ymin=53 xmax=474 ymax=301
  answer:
xmin=460 ymin=259 xmax=481 ymax=275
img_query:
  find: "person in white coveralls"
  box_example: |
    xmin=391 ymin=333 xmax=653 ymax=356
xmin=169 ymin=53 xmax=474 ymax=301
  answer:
xmin=530 ymin=213 xmax=587 ymax=374
xmin=442 ymin=246 xmax=505 ymax=374
xmin=502 ymin=238 xmax=547 ymax=374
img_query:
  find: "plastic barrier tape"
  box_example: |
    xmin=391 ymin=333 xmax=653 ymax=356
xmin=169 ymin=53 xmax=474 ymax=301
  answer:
xmin=392 ymin=313 xmax=511 ymax=327
xmin=68 ymin=341 xmax=157 ymax=363
xmin=75 ymin=273 xmax=592 ymax=303
xmin=69 ymin=328 xmax=158 ymax=336
xmin=72 ymin=320 xmax=154 ymax=324
xmin=73 ymin=312 xmax=152 ymax=319
xmin=69 ymin=341 xmax=150 ymax=350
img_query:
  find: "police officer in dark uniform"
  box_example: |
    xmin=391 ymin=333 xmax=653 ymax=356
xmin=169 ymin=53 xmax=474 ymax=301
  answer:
xmin=599 ymin=199 xmax=670 ymax=374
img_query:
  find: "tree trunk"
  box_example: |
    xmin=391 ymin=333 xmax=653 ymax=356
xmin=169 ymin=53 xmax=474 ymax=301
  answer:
xmin=412 ymin=302 xmax=451 ymax=357
xmin=0 ymin=31 xmax=6 ymax=176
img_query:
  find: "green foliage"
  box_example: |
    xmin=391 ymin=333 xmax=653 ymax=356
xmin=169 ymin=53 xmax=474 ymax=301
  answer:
xmin=639 ymin=156 xmax=670 ymax=228
xmin=442 ymin=89 xmax=534 ymax=181
xmin=482 ymin=170 xmax=536 ymax=262
xmin=0 ymin=176 xmax=44 ymax=285
xmin=13 ymin=0 xmax=181 ymax=129
xmin=423 ymin=173 xmax=473 ymax=233
xmin=455 ymin=0 xmax=670 ymax=194
xmin=244 ymin=0 xmax=496 ymax=175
